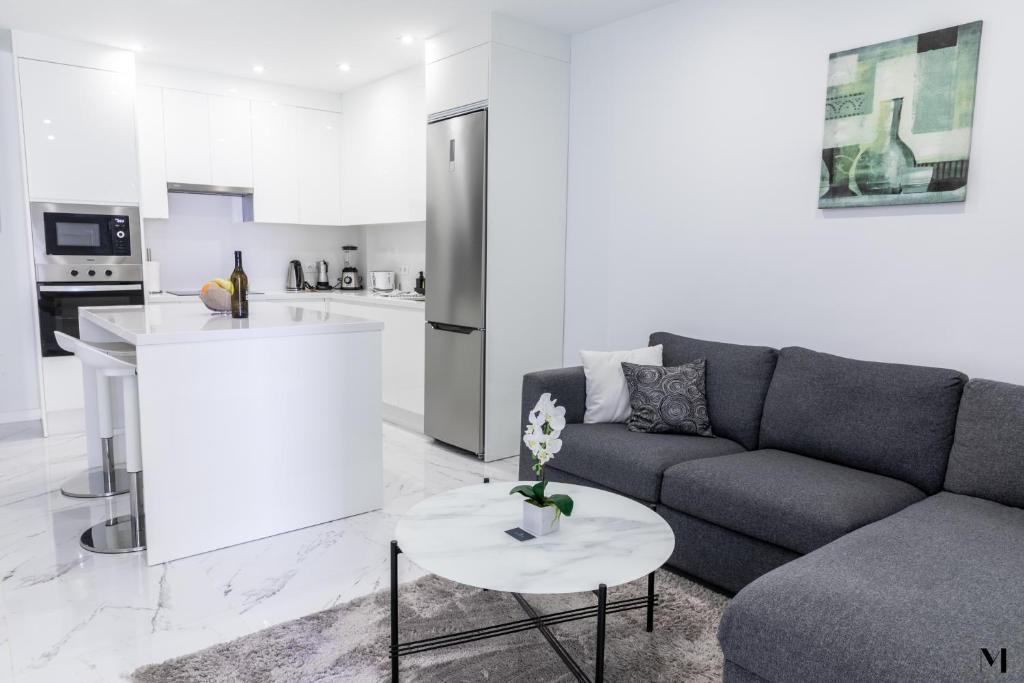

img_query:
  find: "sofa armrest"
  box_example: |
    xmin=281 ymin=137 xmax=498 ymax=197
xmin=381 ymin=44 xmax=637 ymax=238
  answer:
xmin=519 ymin=366 xmax=587 ymax=480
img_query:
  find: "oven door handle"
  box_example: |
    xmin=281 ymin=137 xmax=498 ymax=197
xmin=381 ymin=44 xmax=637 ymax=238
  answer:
xmin=39 ymin=284 xmax=143 ymax=293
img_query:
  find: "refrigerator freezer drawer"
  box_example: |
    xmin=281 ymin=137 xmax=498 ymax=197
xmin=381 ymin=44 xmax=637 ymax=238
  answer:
xmin=424 ymin=323 xmax=484 ymax=455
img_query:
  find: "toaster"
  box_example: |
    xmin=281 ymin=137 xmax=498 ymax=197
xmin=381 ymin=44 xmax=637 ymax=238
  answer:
xmin=369 ymin=271 xmax=396 ymax=292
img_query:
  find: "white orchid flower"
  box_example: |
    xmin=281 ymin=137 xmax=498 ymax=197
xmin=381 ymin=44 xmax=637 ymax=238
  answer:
xmin=525 ymin=393 xmax=566 ymax=472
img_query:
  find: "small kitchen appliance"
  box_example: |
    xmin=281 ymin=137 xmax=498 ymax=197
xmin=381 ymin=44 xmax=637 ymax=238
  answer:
xmin=31 ymin=202 xmax=143 ymax=282
xmin=369 ymin=271 xmax=397 ymax=292
xmin=315 ymin=260 xmax=331 ymax=290
xmin=286 ymin=259 xmax=305 ymax=291
xmin=339 ymin=245 xmax=361 ymax=290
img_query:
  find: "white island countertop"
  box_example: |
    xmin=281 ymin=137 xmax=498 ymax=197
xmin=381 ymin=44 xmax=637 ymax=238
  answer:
xmin=80 ymin=301 xmax=384 ymax=346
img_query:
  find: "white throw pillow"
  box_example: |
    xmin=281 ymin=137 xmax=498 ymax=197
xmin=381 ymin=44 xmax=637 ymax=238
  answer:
xmin=581 ymin=344 xmax=663 ymax=423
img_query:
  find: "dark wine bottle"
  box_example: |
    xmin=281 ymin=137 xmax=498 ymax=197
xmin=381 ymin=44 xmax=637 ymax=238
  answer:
xmin=230 ymin=250 xmax=249 ymax=319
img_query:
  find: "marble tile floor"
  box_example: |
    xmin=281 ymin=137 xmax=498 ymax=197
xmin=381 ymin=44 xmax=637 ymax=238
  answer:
xmin=0 ymin=414 xmax=518 ymax=682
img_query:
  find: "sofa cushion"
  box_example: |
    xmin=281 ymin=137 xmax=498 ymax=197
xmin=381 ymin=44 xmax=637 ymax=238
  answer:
xmin=622 ymin=360 xmax=712 ymax=436
xmin=650 ymin=332 xmax=778 ymax=451
xmin=661 ymin=449 xmax=925 ymax=553
xmin=718 ymin=492 xmax=1024 ymax=682
xmin=759 ymin=346 xmax=966 ymax=494
xmin=544 ymin=422 xmax=744 ymax=503
xmin=944 ymin=378 xmax=1024 ymax=508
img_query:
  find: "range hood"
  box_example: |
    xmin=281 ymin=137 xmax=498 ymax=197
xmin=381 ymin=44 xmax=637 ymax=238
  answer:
xmin=167 ymin=182 xmax=253 ymax=197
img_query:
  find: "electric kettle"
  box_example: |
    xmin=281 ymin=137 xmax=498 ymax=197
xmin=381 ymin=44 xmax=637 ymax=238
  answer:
xmin=286 ymin=260 xmax=304 ymax=291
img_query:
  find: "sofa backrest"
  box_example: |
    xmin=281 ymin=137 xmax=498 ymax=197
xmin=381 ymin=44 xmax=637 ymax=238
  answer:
xmin=759 ymin=346 xmax=966 ymax=494
xmin=650 ymin=332 xmax=778 ymax=451
xmin=944 ymin=379 xmax=1024 ymax=508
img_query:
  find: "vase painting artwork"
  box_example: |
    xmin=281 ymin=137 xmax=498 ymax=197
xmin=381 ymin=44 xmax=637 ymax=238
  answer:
xmin=819 ymin=21 xmax=982 ymax=208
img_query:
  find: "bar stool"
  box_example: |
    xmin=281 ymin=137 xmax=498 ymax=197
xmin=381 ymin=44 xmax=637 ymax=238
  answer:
xmin=54 ymin=332 xmax=147 ymax=554
xmin=54 ymin=333 xmax=133 ymax=499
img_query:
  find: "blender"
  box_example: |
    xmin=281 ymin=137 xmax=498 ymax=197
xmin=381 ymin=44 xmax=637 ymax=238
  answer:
xmin=339 ymin=245 xmax=361 ymax=290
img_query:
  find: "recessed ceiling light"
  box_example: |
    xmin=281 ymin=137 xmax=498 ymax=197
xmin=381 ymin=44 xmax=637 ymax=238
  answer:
xmin=129 ymin=43 xmax=144 ymax=53
xmin=399 ymin=34 xmax=414 ymax=45
xmin=338 ymin=62 xmax=351 ymax=72
xmin=46 ymin=134 xmax=55 ymax=141
xmin=252 ymin=64 xmax=265 ymax=74
xmin=42 ymin=118 xmax=51 ymax=124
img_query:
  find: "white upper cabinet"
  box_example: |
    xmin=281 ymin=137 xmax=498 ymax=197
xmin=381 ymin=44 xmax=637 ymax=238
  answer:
xmin=18 ymin=59 xmax=139 ymax=204
xmin=163 ymin=89 xmax=252 ymax=189
xmin=425 ymin=43 xmax=489 ymax=116
xmin=208 ymin=95 xmax=252 ymax=188
xmin=136 ymin=85 xmax=169 ymax=219
xmin=251 ymin=101 xmax=300 ymax=223
xmin=341 ymin=67 xmax=425 ymax=226
xmin=162 ymin=89 xmax=211 ymax=185
xmin=296 ymin=107 xmax=342 ymax=226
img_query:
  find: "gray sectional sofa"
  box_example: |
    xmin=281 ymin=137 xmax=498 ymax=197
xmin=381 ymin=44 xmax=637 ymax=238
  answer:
xmin=519 ymin=332 xmax=1023 ymax=681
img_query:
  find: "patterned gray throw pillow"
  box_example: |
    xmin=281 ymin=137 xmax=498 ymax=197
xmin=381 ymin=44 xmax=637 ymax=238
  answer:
xmin=621 ymin=360 xmax=713 ymax=436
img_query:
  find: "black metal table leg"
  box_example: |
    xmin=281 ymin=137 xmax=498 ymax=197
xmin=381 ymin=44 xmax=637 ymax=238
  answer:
xmin=646 ymin=571 xmax=655 ymax=632
xmin=391 ymin=541 xmax=401 ymax=682
xmin=596 ymin=583 xmax=607 ymax=682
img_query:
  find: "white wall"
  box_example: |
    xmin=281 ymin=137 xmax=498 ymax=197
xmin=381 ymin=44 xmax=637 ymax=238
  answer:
xmin=362 ymin=222 xmax=425 ymax=291
xmin=564 ymin=0 xmax=1024 ymax=382
xmin=144 ymin=194 xmax=363 ymax=292
xmin=0 ymin=30 xmax=41 ymax=423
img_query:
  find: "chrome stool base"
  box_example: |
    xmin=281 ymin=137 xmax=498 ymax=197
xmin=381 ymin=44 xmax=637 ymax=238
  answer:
xmin=60 ymin=466 xmax=130 ymax=498
xmin=80 ymin=516 xmax=146 ymax=554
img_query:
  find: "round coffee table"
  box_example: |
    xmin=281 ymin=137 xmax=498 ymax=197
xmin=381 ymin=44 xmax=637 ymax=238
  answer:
xmin=390 ymin=481 xmax=675 ymax=682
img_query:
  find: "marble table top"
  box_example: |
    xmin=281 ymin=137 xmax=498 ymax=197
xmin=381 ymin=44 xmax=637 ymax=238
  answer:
xmin=394 ymin=481 xmax=675 ymax=594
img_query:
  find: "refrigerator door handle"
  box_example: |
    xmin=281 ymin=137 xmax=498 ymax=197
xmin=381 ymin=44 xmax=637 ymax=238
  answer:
xmin=428 ymin=322 xmax=481 ymax=334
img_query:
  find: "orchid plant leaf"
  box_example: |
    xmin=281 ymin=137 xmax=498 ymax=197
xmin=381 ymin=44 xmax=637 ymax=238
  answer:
xmin=546 ymin=494 xmax=574 ymax=517
xmin=509 ymin=484 xmax=538 ymax=500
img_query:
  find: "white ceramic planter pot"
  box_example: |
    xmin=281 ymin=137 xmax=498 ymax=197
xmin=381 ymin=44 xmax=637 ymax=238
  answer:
xmin=522 ymin=500 xmax=560 ymax=537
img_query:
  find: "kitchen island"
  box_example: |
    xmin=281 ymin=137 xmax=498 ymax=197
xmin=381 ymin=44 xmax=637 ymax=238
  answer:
xmin=79 ymin=301 xmax=384 ymax=565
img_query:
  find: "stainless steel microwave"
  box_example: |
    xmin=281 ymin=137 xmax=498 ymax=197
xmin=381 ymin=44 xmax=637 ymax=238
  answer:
xmin=31 ymin=202 xmax=142 ymax=282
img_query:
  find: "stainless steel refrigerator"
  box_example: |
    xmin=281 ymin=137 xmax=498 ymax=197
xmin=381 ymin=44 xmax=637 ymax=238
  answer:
xmin=424 ymin=109 xmax=487 ymax=455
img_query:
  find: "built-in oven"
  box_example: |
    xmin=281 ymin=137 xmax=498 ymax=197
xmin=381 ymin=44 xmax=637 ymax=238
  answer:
xmin=37 ymin=283 xmax=144 ymax=357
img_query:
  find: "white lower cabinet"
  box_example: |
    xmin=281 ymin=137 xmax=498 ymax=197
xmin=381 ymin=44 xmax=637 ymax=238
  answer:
xmin=328 ymin=302 xmax=425 ymax=417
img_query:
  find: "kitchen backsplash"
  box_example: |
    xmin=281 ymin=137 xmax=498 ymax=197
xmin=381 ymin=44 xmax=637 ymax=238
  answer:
xmin=362 ymin=221 xmax=426 ymax=291
xmin=145 ymin=193 xmax=365 ymax=291
xmin=146 ymin=194 xmax=427 ymax=292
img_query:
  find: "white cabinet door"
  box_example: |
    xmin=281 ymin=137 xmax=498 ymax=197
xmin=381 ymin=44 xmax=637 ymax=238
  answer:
xmin=251 ymin=101 xmax=299 ymax=223
xmin=18 ymin=59 xmax=139 ymax=204
xmin=136 ymin=85 xmax=169 ymax=219
xmin=425 ymin=44 xmax=489 ymax=116
xmin=209 ymin=95 xmax=253 ymax=188
xmin=162 ymin=89 xmax=211 ymax=185
xmin=341 ymin=67 xmax=425 ymax=225
xmin=297 ymin=108 xmax=342 ymax=226
xmin=327 ymin=301 xmax=424 ymax=415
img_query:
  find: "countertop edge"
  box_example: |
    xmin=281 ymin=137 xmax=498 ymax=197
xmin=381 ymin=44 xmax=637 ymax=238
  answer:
xmin=80 ymin=306 xmax=385 ymax=346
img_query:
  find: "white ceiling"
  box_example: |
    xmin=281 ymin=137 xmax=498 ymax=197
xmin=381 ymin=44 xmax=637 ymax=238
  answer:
xmin=0 ymin=0 xmax=675 ymax=93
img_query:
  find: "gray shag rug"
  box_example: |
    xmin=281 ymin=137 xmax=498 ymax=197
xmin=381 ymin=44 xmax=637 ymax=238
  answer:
xmin=132 ymin=569 xmax=727 ymax=682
